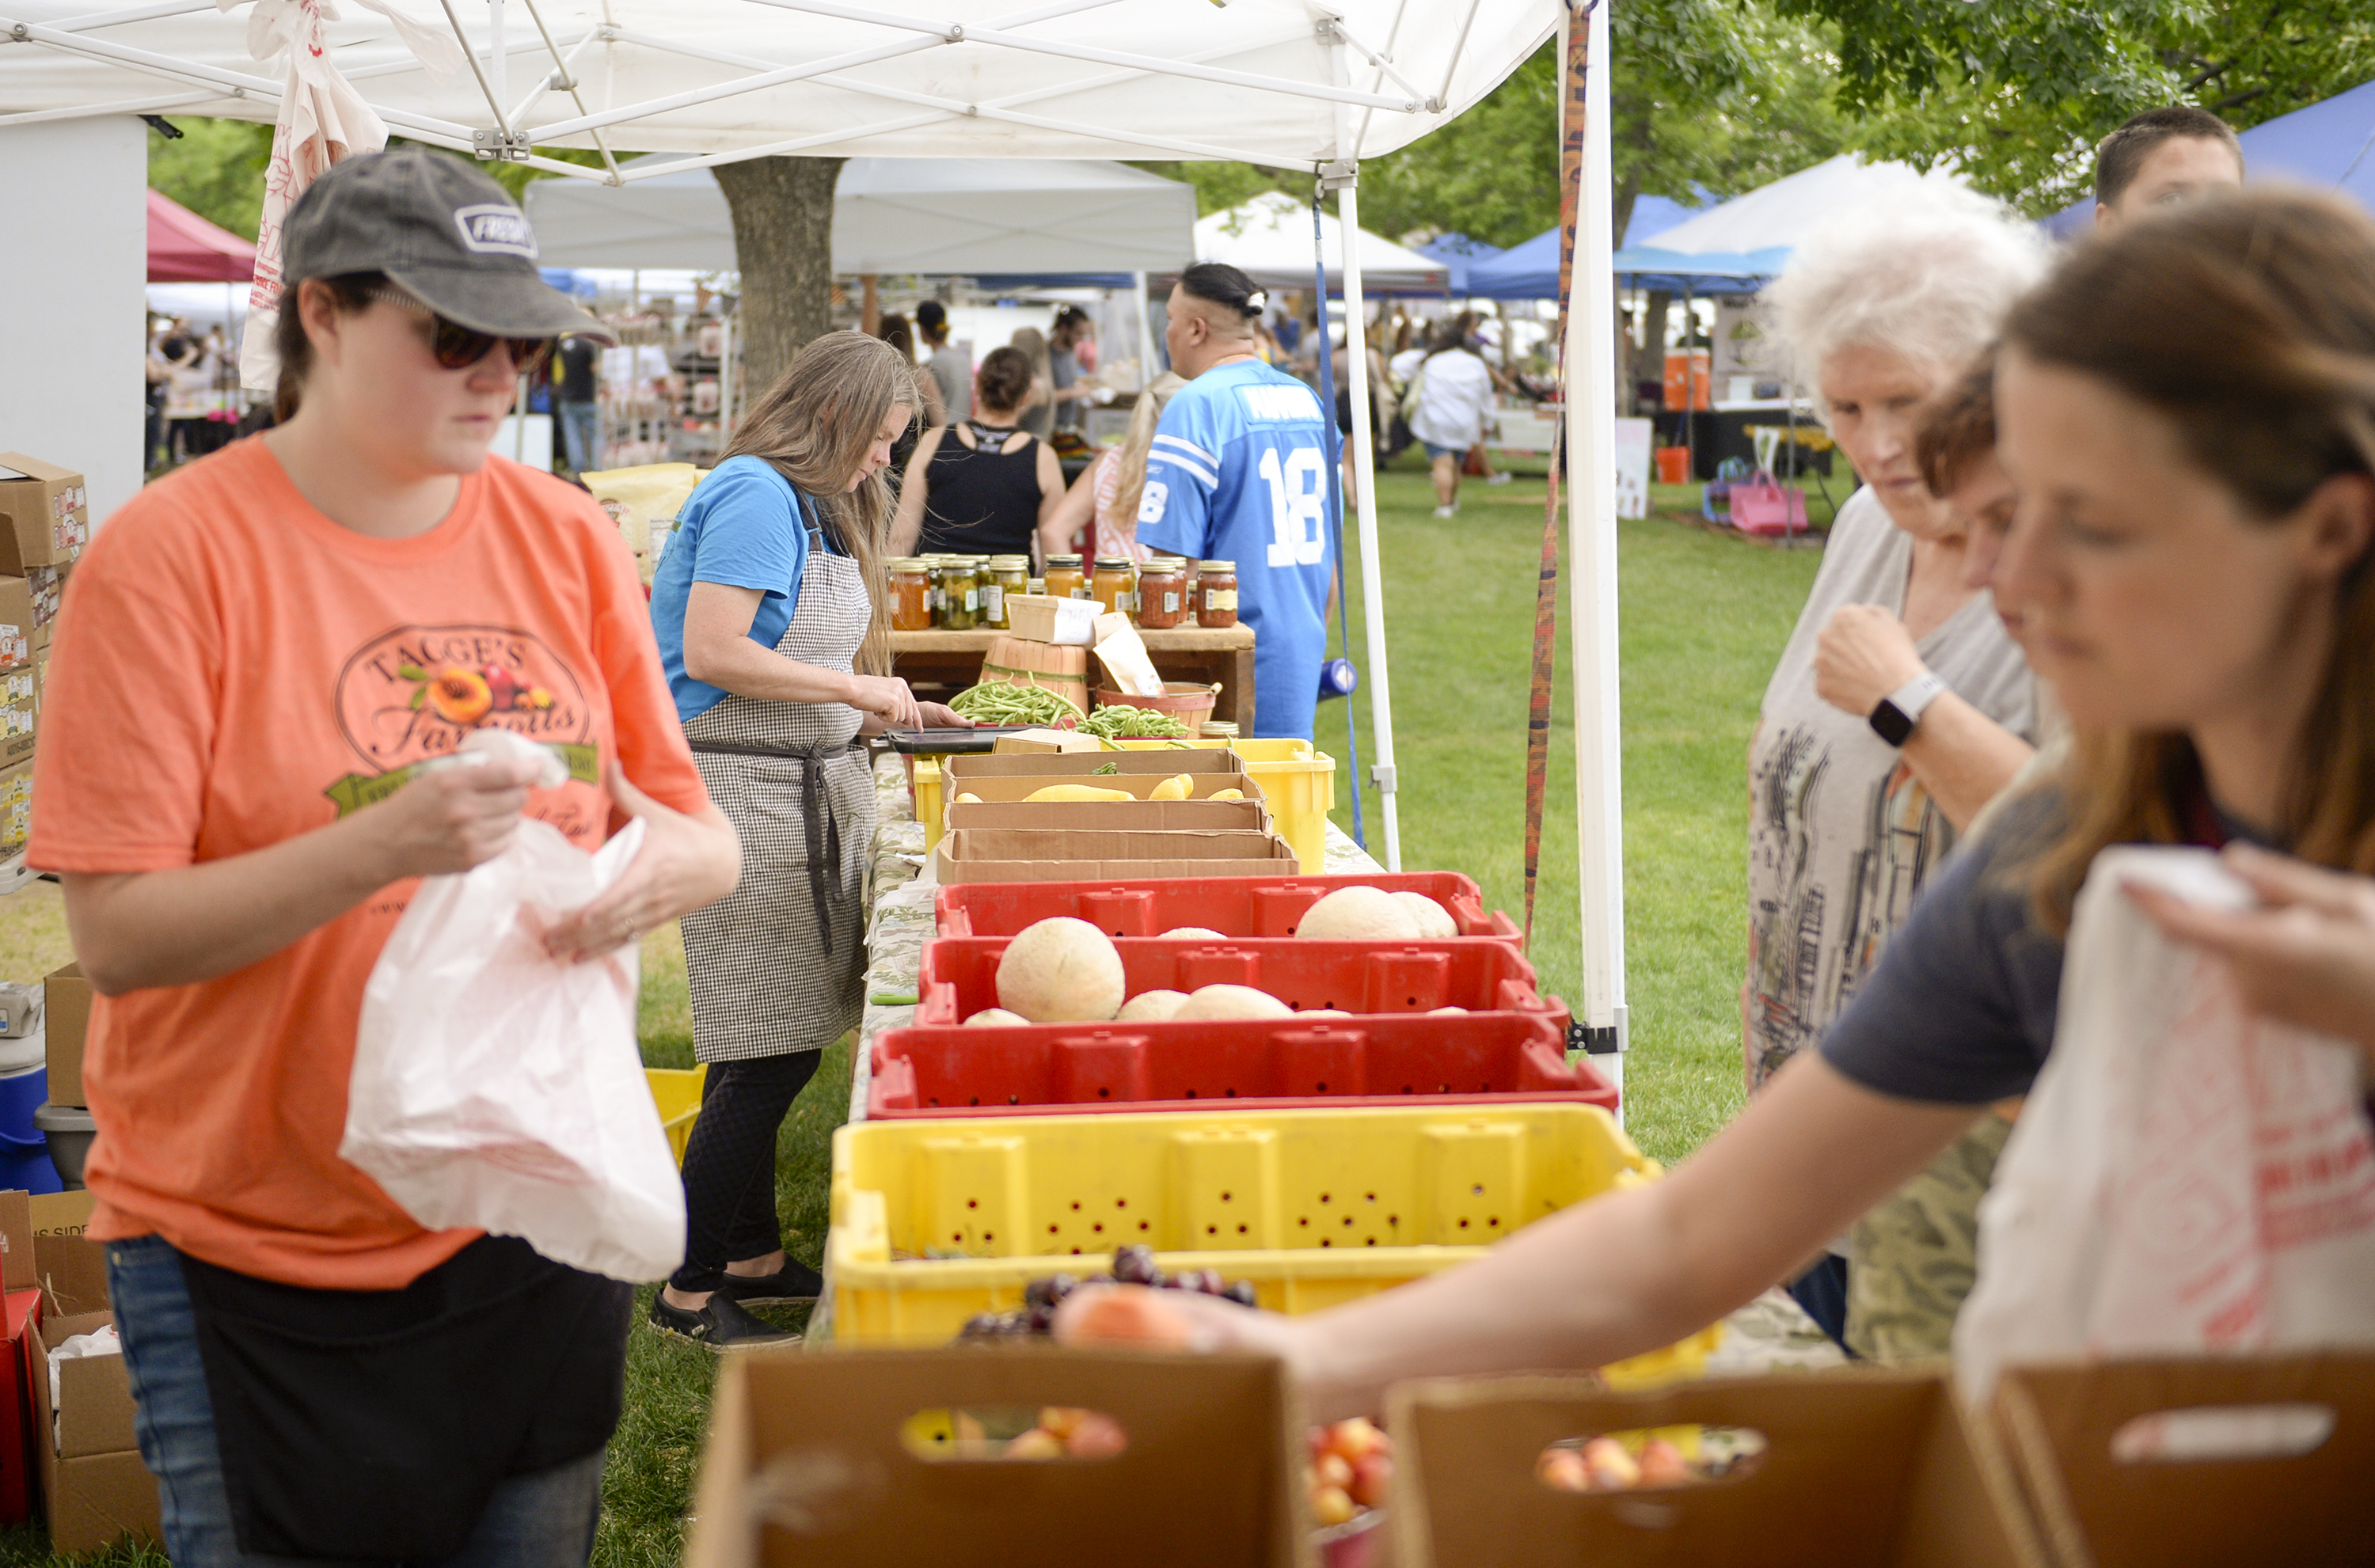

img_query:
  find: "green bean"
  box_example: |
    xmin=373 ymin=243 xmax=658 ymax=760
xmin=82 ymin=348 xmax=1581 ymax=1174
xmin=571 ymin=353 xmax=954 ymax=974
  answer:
xmin=1080 ymin=704 xmax=1193 ymax=739
xmin=947 ymin=681 xmax=1079 ymax=727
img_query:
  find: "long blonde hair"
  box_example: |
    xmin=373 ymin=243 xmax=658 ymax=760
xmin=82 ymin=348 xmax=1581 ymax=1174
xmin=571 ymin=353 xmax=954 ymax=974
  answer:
xmin=1098 ymin=373 xmax=1188 ymax=534
xmin=2002 ymin=191 xmax=2375 ymax=933
xmin=720 ymin=330 xmax=918 ymax=677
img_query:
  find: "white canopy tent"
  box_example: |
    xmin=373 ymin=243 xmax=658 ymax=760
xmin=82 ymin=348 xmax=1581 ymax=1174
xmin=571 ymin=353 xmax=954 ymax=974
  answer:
xmin=1191 ymin=190 xmax=1447 ymax=291
xmin=0 ymin=0 xmax=1628 ymax=1057
xmin=1642 ymin=151 xmax=1970 ymax=269
xmin=523 ymin=154 xmax=1195 ymax=273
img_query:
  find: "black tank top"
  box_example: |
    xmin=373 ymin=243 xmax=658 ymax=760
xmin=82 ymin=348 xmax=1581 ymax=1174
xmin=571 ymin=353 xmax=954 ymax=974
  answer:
xmin=917 ymin=423 xmax=1042 ymax=556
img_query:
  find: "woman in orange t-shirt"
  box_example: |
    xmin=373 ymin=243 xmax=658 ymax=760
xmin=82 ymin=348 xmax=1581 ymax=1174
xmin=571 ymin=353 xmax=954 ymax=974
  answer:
xmin=28 ymin=150 xmax=738 ymax=1566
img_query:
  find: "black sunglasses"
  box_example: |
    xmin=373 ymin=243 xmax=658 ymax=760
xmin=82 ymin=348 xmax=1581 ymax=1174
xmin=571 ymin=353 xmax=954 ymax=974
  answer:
xmin=363 ymin=287 xmax=555 ymax=378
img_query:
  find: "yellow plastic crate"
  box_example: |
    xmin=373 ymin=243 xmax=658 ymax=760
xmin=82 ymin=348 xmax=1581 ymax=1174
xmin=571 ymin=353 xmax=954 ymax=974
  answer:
xmin=644 ymin=1064 xmax=707 ymax=1166
xmin=827 ymin=1103 xmax=1720 ymax=1381
xmin=915 ymin=739 xmax=1334 ymax=872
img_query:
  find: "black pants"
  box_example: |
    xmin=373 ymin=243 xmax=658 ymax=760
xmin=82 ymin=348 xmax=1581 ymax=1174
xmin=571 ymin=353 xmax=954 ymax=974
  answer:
xmin=1788 ymin=1253 xmax=1856 ymax=1357
xmin=669 ymin=1052 xmax=823 ymax=1293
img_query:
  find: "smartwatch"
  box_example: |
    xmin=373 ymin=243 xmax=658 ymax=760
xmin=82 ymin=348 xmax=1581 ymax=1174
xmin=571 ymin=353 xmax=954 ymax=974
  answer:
xmin=1869 ymin=671 xmax=1948 ymax=746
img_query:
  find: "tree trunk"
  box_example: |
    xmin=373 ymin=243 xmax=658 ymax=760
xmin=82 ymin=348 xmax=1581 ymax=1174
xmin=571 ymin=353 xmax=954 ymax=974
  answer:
xmin=712 ymin=156 xmax=845 ymax=393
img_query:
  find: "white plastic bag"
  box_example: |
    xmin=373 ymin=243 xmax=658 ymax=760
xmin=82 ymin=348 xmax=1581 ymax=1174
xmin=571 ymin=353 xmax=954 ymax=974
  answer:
xmin=1956 ymin=845 xmax=2375 ymax=1399
xmin=342 ymin=731 xmax=685 ymax=1282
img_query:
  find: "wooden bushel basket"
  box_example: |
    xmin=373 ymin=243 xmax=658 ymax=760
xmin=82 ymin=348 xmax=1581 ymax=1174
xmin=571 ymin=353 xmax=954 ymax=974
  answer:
xmin=981 ymin=634 xmax=1089 ymax=715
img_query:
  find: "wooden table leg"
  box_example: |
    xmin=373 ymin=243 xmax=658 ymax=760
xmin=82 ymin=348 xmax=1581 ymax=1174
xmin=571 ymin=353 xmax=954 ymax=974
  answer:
xmin=1231 ymin=643 xmax=1255 ymax=735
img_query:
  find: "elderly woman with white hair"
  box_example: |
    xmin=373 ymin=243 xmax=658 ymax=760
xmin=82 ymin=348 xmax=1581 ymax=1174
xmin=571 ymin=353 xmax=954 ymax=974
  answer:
xmin=1742 ymin=188 xmax=2049 ymax=1350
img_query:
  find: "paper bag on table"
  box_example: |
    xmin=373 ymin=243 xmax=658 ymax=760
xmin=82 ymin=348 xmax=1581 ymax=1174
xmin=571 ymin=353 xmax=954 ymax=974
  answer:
xmin=1092 ymin=614 xmax=1166 ymax=697
xmin=342 ymin=730 xmax=683 ymax=1283
xmin=1955 ymin=846 xmax=2375 ymax=1401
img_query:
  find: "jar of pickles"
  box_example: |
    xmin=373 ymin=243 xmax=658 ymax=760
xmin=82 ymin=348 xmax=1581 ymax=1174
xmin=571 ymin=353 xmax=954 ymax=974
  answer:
xmin=1135 ymin=557 xmax=1190 ymax=628
xmin=1197 ymin=560 xmax=1239 ymax=628
xmin=986 ymin=555 xmax=1030 ymax=628
xmin=1044 ymin=553 xmax=1087 ymax=601
xmin=936 ymin=559 xmax=982 ymax=630
xmin=889 ymin=557 xmax=933 ymax=631
xmin=1092 ymin=556 xmax=1138 ymax=619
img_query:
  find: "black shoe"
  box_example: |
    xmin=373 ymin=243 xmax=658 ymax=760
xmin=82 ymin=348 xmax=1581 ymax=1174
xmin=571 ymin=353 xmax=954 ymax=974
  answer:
xmin=716 ymin=1258 xmax=825 ymax=1307
xmin=648 ymin=1289 xmax=798 ymax=1349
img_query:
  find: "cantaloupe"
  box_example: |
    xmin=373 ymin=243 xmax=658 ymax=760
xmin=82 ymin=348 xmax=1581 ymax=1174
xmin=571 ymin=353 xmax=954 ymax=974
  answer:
xmin=1175 ymin=984 xmax=1293 ymax=1020
xmin=964 ymin=1008 xmax=1030 ymax=1027
xmin=995 ymin=917 xmax=1125 ymax=1022
xmin=1116 ymin=989 xmax=1188 ymax=1022
xmin=1393 ymin=891 xmax=1459 ymax=940
xmin=1160 ymin=926 xmax=1225 ymax=940
xmin=1296 ymin=886 xmax=1421 ymax=941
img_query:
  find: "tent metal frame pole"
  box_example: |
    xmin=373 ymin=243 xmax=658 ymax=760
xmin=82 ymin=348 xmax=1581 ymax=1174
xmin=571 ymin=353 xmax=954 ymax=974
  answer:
xmin=1324 ymin=31 xmax=1400 ymax=871
xmin=1566 ymin=0 xmax=1626 ymax=1060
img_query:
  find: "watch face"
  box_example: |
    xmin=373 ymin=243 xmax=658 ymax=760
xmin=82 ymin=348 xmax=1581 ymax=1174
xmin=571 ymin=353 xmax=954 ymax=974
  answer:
xmin=1870 ymin=700 xmax=1913 ymax=747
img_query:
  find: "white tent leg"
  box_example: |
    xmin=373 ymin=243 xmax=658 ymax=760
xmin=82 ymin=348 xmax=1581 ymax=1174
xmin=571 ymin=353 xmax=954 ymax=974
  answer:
xmin=1567 ymin=0 xmax=1627 ymax=1076
xmin=1334 ymin=176 xmax=1401 ymax=871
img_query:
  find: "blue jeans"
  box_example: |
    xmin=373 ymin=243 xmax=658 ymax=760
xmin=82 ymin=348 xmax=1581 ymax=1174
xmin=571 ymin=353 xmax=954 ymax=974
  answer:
xmin=107 ymin=1236 xmax=606 ymax=1567
xmin=557 ymin=401 xmax=600 ymax=475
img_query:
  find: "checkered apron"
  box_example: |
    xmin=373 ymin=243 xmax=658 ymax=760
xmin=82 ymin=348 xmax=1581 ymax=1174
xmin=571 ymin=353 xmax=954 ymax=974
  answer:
xmin=679 ymin=507 xmax=877 ymax=1063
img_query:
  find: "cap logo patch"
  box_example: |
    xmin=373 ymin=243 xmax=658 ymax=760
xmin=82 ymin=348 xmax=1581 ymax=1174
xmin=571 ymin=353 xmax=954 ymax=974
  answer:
xmin=453 ymin=203 xmax=538 ymax=259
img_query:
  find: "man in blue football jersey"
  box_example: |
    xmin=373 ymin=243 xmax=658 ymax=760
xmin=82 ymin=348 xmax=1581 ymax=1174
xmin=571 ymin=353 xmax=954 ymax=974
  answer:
xmin=1138 ymin=263 xmax=1335 ymax=741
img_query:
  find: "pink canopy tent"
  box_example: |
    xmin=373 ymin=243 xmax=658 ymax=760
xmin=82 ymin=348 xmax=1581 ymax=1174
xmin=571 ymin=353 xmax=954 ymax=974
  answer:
xmin=147 ymin=190 xmax=255 ymax=284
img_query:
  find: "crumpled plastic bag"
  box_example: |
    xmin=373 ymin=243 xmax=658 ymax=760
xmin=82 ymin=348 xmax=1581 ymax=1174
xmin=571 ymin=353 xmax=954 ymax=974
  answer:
xmin=1955 ymin=845 xmax=2375 ymax=1400
xmin=342 ymin=730 xmax=685 ymax=1282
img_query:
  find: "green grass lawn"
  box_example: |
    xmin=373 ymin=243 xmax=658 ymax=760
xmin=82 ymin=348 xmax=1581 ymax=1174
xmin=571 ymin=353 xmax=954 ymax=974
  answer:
xmin=0 ymin=458 xmax=1824 ymax=1566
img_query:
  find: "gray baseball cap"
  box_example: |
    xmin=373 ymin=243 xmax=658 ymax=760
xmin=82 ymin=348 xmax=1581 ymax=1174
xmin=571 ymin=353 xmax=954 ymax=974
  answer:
xmin=282 ymin=148 xmax=613 ymax=344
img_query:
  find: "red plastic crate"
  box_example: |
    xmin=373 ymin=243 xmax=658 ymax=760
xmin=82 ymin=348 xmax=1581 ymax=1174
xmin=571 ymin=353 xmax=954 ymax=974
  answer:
xmin=868 ymin=1009 xmax=1616 ymax=1120
xmin=916 ymin=936 xmax=1567 ymax=1030
xmin=933 ymin=871 xmax=1520 ymax=940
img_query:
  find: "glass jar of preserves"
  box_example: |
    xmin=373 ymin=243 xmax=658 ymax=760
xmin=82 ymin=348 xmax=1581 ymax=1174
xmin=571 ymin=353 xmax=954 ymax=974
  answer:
xmin=1092 ymin=556 xmax=1138 ymax=620
xmin=937 ymin=560 xmax=980 ymax=630
xmin=986 ymin=555 xmax=1030 ymax=629
xmin=1197 ymin=560 xmax=1240 ymax=628
xmin=1135 ymin=557 xmax=1189 ymax=629
xmin=889 ymin=557 xmax=933 ymax=631
xmin=1044 ymin=553 xmax=1087 ymax=602
xmin=1202 ymin=720 xmax=1241 ymax=741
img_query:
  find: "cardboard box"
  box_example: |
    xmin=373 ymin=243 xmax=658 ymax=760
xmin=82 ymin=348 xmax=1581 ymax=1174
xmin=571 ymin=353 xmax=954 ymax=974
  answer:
xmin=944 ymin=799 xmax=1273 ymax=837
xmin=1387 ymin=1367 xmax=2047 ymax=1568
xmin=1003 ymin=593 xmax=1100 ymax=647
xmin=28 ymin=1308 xmax=158 ymax=1555
xmin=990 ymin=727 xmax=1105 ymax=755
xmin=0 ymin=579 xmax=33 ymax=673
xmin=1993 ymin=1352 xmax=2375 ymax=1568
xmin=0 ymin=668 xmax=32 ymax=769
xmin=0 ymin=761 xmax=28 ymax=862
xmin=942 ymin=748 xmax=1253 ymax=794
xmin=42 ymin=966 xmax=89 ymax=1111
xmin=0 ymin=458 xmax=89 ymax=578
xmin=28 ymin=1190 xmax=106 ymax=1319
xmin=936 ymin=827 xmax=1302 ymax=884
xmin=682 ymin=1344 xmax=1310 ymax=1568
xmin=26 ymin=565 xmax=65 ymax=650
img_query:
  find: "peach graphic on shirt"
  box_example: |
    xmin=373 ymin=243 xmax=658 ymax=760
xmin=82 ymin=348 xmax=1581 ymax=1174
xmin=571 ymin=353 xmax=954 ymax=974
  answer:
xmin=329 ymin=625 xmax=599 ymax=817
xmin=426 ymin=666 xmax=494 ymax=725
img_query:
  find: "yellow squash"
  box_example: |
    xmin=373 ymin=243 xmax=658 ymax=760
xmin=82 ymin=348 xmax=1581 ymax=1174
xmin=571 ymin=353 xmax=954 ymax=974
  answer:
xmin=1023 ymin=784 xmax=1136 ymax=803
xmin=1148 ymin=773 xmax=1193 ymax=802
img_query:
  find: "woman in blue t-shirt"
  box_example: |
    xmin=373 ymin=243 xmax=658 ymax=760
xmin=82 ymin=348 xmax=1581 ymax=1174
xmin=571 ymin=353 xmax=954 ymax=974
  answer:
xmin=1056 ymin=189 xmax=2375 ymax=1406
xmin=648 ymin=332 xmax=968 ymax=1346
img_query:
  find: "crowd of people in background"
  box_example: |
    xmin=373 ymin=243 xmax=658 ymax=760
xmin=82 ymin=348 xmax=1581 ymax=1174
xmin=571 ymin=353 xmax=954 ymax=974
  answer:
xmin=143 ymin=315 xmax=241 ymax=472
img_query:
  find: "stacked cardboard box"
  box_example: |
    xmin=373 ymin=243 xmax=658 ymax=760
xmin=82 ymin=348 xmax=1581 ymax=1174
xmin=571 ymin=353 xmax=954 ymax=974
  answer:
xmin=41 ymin=966 xmax=89 ymax=1111
xmin=933 ymin=750 xmax=1296 ymax=883
xmin=0 ymin=454 xmax=89 ymax=876
xmin=0 ymin=1188 xmax=156 ymax=1551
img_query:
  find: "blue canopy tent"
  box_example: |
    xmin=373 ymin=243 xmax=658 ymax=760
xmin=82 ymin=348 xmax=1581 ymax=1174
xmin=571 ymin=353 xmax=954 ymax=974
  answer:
xmin=1412 ymin=232 xmax=1503 ymax=295
xmin=2041 ymin=74 xmax=2375 ymax=239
